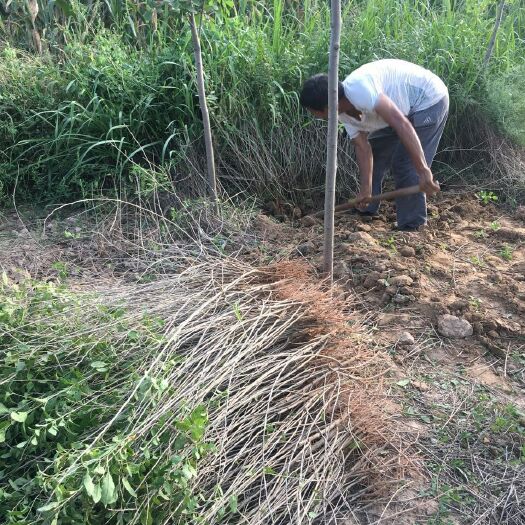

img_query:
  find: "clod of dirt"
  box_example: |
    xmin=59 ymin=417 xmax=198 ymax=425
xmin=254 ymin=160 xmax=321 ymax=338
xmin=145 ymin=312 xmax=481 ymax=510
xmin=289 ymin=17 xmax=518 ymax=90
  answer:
xmin=414 ymin=381 xmax=431 ymax=392
xmin=393 ymin=293 xmax=415 ymax=304
xmin=363 ymin=271 xmax=382 ymax=289
xmin=473 ymin=322 xmax=484 ymax=334
xmin=348 ymin=254 xmax=369 ymax=264
xmin=333 ymin=261 xmax=350 ymax=280
xmin=300 ymin=215 xmax=317 ymax=227
xmin=297 ymin=241 xmax=316 ymax=256
xmin=390 ymin=261 xmax=409 ymax=272
xmin=482 ymin=318 xmax=498 ymax=332
xmin=292 ymin=207 xmax=302 ymax=219
xmin=437 ymin=314 xmax=473 ymax=338
xmin=264 ymin=201 xmax=280 ymax=216
xmin=467 ymin=363 xmax=513 ymax=392
xmin=494 ymin=226 xmax=525 ymax=241
xmin=484 ymin=255 xmax=504 ymax=268
xmin=398 ymin=331 xmax=415 ymax=345
xmin=346 ymin=231 xmax=377 ymax=246
xmin=390 ymin=275 xmax=414 ymax=287
xmin=488 ymin=330 xmax=499 ymax=339
xmin=378 ymin=313 xmax=412 ymax=326
xmin=400 ymin=286 xmax=418 ymax=297
xmin=399 ymin=246 xmax=416 ymax=257
xmin=356 ymin=223 xmax=372 ymax=232
xmin=516 ymin=205 xmax=525 ymax=221
xmin=449 ymin=299 xmax=469 ymax=311
xmin=494 ymin=317 xmax=522 ymax=334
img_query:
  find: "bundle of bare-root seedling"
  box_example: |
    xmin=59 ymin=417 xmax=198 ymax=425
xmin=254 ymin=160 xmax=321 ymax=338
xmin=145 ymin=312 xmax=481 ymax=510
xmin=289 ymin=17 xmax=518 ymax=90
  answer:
xmin=1 ymin=258 xmax=413 ymax=524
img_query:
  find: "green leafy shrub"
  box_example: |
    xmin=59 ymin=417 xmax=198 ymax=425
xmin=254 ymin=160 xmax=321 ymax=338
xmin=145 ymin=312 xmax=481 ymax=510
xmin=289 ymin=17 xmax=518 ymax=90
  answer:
xmin=0 ymin=274 xmax=214 ymax=524
xmin=0 ymin=1 xmax=524 ymax=204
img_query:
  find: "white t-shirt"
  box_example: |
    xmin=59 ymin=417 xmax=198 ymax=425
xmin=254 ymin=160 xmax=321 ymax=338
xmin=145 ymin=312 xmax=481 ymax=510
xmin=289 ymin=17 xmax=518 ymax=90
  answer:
xmin=339 ymin=59 xmax=448 ymax=139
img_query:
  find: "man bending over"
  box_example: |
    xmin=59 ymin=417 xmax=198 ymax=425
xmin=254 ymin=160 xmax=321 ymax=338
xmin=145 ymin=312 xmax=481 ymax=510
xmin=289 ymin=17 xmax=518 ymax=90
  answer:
xmin=300 ymin=59 xmax=448 ymax=231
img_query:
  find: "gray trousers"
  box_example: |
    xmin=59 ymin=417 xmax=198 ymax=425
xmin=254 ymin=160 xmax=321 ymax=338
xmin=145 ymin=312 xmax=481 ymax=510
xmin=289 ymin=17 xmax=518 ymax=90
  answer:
xmin=365 ymin=96 xmax=449 ymax=229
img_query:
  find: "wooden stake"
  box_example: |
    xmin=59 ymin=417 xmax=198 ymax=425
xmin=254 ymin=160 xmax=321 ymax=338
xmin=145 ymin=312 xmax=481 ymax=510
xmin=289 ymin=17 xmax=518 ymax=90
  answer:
xmin=323 ymin=0 xmax=341 ymax=283
xmin=189 ymin=12 xmax=218 ymax=212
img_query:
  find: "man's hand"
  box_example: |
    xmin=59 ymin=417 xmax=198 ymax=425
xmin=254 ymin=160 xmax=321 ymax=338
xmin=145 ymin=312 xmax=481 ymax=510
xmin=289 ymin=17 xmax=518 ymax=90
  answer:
xmin=354 ymin=189 xmax=372 ymax=210
xmin=418 ymin=168 xmax=440 ymax=196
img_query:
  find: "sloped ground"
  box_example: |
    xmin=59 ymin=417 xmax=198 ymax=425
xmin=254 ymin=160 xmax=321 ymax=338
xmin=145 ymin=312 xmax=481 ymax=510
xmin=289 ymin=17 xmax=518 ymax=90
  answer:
xmin=1 ymin=193 xmax=524 ymax=524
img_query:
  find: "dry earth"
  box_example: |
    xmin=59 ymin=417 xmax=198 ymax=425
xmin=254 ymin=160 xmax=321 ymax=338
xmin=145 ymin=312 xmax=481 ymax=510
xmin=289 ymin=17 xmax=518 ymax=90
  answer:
xmin=254 ymin=192 xmax=525 ymax=524
xmin=1 ymin=192 xmax=524 ymax=524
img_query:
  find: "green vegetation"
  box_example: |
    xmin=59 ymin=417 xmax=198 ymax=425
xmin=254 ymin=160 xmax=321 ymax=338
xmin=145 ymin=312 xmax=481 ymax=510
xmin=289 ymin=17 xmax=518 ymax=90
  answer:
xmin=500 ymin=242 xmax=514 ymax=260
xmin=487 ymin=62 xmax=525 ymax=147
xmin=0 ymin=0 xmax=524 ymax=205
xmin=2 ymin=2 xmax=525 ymax=523
xmin=401 ymin=368 xmax=525 ymax=524
xmin=382 ymin=235 xmax=398 ymax=253
xmin=468 ymin=296 xmax=482 ymax=310
xmin=475 ymin=190 xmax=499 ymax=205
xmin=0 ymin=274 xmax=213 ymax=524
xmin=469 ymin=254 xmax=484 ymax=267
xmin=474 ymin=228 xmax=487 ymax=238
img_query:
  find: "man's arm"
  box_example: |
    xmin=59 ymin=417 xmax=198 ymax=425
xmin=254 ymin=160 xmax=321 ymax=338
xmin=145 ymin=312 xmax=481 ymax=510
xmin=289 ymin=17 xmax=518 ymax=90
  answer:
xmin=374 ymin=93 xmax=440 ymax=195
xmin=352 ymin=132 xmax=373 ymax=209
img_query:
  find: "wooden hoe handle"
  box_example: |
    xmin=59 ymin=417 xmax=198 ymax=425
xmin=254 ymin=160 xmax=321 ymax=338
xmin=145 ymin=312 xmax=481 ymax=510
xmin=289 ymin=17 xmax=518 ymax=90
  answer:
xmin=311 ymin=184 xmax=429 ymax=219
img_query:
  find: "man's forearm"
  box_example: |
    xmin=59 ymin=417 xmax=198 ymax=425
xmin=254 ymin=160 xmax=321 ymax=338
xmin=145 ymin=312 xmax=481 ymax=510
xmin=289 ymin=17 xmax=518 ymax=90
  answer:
xmin=354 ymin=140 xmax=373 ymax=194
xmin=392 ymin=119 xmax=429 ymax=174
xmin=373 ymin=93 xmax=440 ymax=195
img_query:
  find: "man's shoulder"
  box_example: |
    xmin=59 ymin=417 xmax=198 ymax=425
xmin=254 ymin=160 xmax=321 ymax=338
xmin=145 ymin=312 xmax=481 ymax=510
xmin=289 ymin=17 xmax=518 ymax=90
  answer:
xmin=345 ymin=58 xmax=419 ymax=80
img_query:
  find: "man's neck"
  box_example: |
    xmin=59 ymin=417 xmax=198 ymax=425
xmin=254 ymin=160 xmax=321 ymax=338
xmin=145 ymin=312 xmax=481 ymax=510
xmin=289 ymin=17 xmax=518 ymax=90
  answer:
xmin=339 ymin=97 xmax=361 ymax=120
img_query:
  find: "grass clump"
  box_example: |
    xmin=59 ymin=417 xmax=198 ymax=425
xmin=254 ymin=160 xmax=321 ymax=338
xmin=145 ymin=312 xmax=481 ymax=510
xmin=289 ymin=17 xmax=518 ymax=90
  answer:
xmin=428 ymin=389 xmax=525 ymax=524
xmin=0 ymin=274 xmax=213 ymax=524
xmin=487 ymin=63 xmax=525 ymax=147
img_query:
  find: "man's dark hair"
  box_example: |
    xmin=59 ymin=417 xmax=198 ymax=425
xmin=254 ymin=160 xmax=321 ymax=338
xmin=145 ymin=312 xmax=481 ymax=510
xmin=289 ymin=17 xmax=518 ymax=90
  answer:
xmin=299 ymin=74 xmax=345 ymax=111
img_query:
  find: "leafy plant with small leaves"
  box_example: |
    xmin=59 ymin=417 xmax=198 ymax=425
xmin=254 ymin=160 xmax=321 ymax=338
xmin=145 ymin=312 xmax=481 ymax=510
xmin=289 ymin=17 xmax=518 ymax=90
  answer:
xmin=0 ymin=274 xmax=214 ymax=524
xmin=499 ymin=243 xmax=513 ymax=261
xmin=469 ymin=255 xmax=484 ymax=267
xmin=475 ymin=191 xmax=498 ymax=205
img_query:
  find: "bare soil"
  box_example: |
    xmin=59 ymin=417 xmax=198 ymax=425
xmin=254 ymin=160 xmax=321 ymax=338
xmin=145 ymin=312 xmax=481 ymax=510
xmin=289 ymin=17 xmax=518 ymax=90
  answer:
xmin=255 ymin=192 xmax=525 ymax=524
xmin=1 ymin=192 xmax=524 ymax=524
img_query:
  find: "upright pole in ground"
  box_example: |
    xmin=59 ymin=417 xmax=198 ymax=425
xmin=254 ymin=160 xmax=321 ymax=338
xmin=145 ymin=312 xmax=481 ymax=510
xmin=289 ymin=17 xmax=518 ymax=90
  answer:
xmin=189 ymin=11 xmax=218 ymax=213
xmin=323 ymin=0 xmax=341 ymax=283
